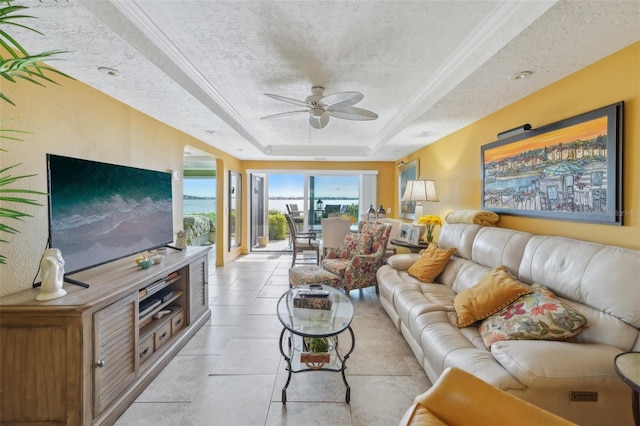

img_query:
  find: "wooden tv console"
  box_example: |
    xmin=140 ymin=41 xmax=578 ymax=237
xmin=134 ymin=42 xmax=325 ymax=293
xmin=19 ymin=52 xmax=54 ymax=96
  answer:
xmin=0 ymin=246 xmax=211 ymax=425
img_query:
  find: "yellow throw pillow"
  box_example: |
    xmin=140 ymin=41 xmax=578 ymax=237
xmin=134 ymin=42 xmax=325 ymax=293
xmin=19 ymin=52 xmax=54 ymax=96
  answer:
xmin=407 ymin=243 xmax=456 ymax=283
xmin=454 ymin=266 xmax=532 ymax=328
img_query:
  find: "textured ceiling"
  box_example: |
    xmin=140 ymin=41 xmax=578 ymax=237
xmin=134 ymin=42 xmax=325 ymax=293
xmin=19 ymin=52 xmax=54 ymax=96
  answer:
xmin=13 ymin=0 xmax=640 ymax=161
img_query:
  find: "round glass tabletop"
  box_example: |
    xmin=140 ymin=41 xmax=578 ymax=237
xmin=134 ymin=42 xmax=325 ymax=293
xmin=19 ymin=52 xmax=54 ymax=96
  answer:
xmin=277 ymin=285 xmax=354 ymax=337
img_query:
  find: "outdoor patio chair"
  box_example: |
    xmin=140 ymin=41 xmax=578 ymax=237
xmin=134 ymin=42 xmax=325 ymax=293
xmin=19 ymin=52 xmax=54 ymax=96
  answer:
xmin=286 ymin=204 xmax=304 ymax=231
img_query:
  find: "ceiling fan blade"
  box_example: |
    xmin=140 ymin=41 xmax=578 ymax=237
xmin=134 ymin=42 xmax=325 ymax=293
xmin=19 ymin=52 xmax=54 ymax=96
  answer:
xmin=264 ymin=93 xmax=311 ymax=108
xmin=309 ymin=111 xmax=329 ymax=129
xmin=261 ymin=110 xmax=308 ymax=120
xmin=320 ymin=91 xmax=364 ymax=109
xmin=328 ymin=107 xmax=378 ymax=121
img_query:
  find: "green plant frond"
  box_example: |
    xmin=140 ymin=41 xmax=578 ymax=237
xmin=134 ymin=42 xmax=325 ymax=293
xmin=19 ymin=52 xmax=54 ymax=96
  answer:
xmin=0 ymin=90 xmax=15 ymax=104
xmin=0 ymin=225 xmax=22 ymax=235
xmin=0 ymin=207 xmax=33 ymax=219
xmin=11 ymin=65 xmax=72 ymax=85
xmin=1 ymin=189 xmax=46 ymax=197
xmin=0 ymin=126 xmax=29 ymax=135
xmin=0 ymin=163 xmax=22 ymax=173
xmin=0 ymin=170 xmax=39 ymax=184
xmin=1 ymin=51 xmax=72 ymax=72
xmin=0 ymin=196 xmax=43 ymax=206
xmin=0 ymin=24 xmax=36 ymax=58
xmin=0 ymin=131 xmax=25 ymax=142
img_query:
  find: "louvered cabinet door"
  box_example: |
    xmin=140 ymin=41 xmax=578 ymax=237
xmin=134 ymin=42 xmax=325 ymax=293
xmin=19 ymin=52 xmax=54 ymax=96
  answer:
xmin=93 ymin=292 xmax=137 ymax=416
xmin=189 ymin=255 xmax=208 ymax=322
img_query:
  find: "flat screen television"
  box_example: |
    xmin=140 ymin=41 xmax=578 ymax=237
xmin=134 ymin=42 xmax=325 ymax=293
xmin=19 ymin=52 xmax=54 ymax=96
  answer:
xmin=47 ymin=154 xmax=174 ymax=274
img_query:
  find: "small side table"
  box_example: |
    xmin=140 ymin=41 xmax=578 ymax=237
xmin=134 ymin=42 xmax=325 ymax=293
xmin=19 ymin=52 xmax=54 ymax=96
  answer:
xmin=390 ymin=238 xmax=429 ymax=253
xmin=614 ymin=352 xmax=640 ymax=426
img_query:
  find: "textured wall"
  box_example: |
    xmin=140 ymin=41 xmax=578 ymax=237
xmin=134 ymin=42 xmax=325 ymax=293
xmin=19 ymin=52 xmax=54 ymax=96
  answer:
xmin=0 ymin=76 xmax=231 ymax=296
xmin=402 ymin=42 xmax=639 ymax=250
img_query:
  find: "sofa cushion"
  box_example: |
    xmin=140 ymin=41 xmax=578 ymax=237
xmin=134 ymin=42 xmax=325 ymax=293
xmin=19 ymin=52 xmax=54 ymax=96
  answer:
xmin=322 ymin=258 xmax=350 ymax=277
xmin=479 ymin=284 xmax=588 ymax=348
xmin=491 ymin=340 xmax=624 ymax=388
xmin=407 ymin=244 xmax=456 ymax=283
xmin=454 ymin=266 xmax=532 ymax=327
xmin=340 ymin=232 xmax=372 ymax=258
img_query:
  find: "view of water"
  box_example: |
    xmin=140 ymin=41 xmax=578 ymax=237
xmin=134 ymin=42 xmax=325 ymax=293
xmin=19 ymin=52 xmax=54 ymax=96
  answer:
xmin=184 ymin=198 xmax=216 ymax=214
xmin=183 ymin=198 xmax=360 ymax=215
xmin=269 ymin=199 xmax=359 ymax=214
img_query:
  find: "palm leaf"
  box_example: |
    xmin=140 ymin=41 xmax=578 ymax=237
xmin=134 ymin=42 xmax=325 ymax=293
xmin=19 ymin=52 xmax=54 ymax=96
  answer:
xmin=0 ymin=0 xmax=70 ymax=265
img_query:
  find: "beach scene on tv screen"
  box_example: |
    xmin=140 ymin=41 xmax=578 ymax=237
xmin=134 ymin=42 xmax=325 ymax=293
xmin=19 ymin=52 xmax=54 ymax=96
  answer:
xmin=48 ymin=155 xmax=173 ymax=273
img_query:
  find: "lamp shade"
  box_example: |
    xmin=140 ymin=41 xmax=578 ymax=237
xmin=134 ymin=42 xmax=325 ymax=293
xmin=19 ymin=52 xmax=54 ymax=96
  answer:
xmin=401 ymin=179 xmax=439 ymax=202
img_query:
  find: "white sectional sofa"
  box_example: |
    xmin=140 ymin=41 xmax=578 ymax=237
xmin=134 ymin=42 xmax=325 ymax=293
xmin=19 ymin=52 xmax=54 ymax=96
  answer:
xmin=377 ymin=223 xmax=640 ymax=426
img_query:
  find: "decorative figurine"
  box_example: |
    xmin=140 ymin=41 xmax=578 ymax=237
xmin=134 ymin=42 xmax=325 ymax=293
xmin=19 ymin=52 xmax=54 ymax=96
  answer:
xmin=175 ymin=230 xmax=187 ymax=249
xmin=367 ymin=204 xmax=377 ymax=221
xmin=377 ymin=205 xmax=386 ymax=219
xmin=36 ymin=248 xmax=67 ymax=301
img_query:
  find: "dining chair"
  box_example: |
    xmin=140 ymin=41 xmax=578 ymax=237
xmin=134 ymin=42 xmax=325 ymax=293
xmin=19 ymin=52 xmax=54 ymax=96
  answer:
xmin=286 ymin=204 xmax=304 ymax=231
xmin=284 ymin=213 xmax=320 ymax=267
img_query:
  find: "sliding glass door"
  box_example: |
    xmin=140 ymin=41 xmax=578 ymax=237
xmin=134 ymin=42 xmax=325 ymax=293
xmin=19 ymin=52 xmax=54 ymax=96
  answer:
xmin=307 ymin=175 xmax=359 ymax=229
xmin=249 ymin=170 xmax=377 ymax=251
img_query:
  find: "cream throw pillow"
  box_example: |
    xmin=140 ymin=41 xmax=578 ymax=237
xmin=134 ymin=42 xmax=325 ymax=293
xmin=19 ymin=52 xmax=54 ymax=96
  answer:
xmin=454 ymin=266 xmax=532 ymax=328
xmin=407 ymin=244 xmax=456 ymax=283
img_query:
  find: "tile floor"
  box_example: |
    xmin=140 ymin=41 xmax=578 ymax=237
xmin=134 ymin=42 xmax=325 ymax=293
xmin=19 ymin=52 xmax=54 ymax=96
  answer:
xmin=115 ymin=251 xmax=431 ymax=426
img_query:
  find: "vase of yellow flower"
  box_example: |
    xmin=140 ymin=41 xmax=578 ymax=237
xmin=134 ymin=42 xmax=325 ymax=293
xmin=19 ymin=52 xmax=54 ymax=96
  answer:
xmin=417 ymin=215 xmax=442 ymax=243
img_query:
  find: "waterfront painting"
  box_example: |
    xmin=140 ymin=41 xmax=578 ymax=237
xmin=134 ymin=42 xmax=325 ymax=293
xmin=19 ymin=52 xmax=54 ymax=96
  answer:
xmin=481 ymin=102 xmax=622 ymax=225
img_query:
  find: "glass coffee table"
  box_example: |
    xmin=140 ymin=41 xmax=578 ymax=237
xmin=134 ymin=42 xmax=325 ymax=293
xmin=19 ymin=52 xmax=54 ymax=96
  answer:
xmin=277 ymin=284 xmax=355 ymax=403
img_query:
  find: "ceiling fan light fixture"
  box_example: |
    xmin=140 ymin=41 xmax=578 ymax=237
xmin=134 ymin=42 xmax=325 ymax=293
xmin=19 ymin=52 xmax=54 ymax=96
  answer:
xmin=310 ymin=107 xmax=326 ymax=117
xmin=262 ymin=86 xmax=377 ymax=129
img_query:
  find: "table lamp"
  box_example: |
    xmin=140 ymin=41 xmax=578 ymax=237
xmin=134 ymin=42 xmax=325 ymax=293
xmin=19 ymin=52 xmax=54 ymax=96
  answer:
xmin=401 ymin=178 xmax=439 ymax=219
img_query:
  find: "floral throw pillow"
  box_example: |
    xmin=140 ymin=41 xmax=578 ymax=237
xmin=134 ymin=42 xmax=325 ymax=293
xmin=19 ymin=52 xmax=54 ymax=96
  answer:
xmin=340 ymin=233 xmax=372 ymax=258
xmin=479 ymin=284 xmax=588 ymax=348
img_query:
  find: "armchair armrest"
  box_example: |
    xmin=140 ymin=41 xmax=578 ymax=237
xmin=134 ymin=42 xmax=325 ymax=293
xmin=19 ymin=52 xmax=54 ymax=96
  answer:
xmin=400 ymin=367 xmax=576 ymax=426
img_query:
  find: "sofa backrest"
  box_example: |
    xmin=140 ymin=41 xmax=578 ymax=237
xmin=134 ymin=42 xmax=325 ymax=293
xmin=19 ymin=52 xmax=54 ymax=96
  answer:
xmin=438 ymin=223 xmax=482 ymax=259
xmin=438 ymin=223 xmax=640 ymax=351
xmin=438 ymin=224 xmax=532 ymax=293
xmin=472 ymin=227 xmax=532 ymax=276
xmin=519 ymin=235 xmax=640 ymax=350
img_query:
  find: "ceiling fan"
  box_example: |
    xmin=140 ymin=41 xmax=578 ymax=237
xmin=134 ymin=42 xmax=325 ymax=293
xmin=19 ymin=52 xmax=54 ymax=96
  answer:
xmin=261 ymin=86 xmax=378 ymax=129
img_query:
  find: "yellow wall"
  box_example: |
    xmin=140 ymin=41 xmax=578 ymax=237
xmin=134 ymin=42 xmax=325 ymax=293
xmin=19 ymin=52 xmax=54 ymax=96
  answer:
xmin=403 ymin=42 xmax=639 ymax=249
xmin=0 ymin=74 xmax=241 ymax=296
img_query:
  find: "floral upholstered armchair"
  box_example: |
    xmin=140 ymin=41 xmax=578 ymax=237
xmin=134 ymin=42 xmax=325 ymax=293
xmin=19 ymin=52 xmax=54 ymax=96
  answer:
xmin=322 ymin=221 xmax=392 ymax=293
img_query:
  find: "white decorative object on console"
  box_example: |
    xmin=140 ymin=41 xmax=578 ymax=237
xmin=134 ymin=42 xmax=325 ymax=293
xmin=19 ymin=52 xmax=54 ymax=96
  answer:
xmin=36 ymin=248 xmax=67 ymax=301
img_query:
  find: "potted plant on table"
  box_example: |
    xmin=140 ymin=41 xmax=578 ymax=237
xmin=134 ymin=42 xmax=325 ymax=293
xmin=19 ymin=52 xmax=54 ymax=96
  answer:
xmin=301 ymin=336 xmax=330 ymax=369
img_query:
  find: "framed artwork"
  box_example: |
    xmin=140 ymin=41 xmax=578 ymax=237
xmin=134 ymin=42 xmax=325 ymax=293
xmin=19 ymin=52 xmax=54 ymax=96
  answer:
xmin=407 ymin=226 xmax=421 ymax=245
xmin=481 ymin=102 xmax=623 ymax=225
xmin=399 ymin=159 xmax=419 ymax=220
xmin=398 ymin=224 xmax=411 ymax=241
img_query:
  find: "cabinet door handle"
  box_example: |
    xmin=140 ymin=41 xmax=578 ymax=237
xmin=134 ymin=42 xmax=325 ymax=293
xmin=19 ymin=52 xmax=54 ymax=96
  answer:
xmin=96 ymin=359 xmax=105 ymax=368
xmin=175 ymin=319 xmax=182 ymax=326
xmin=159 ymin=331 xmax=167 ymax=340
xmin=140 ymin=348 xmax=149 ymax=358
